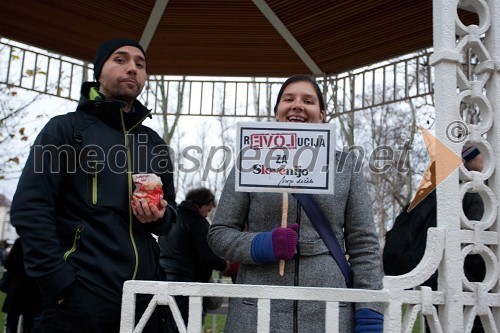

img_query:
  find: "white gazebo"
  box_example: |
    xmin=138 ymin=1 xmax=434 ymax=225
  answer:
xmin=0 ymin=0 xmax=498 ymax=332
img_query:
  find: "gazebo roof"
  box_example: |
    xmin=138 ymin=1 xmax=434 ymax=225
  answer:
xmin=0 ymin=0 xmax=475 ymax=77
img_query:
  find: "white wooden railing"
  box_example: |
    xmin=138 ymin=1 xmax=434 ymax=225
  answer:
xmin=120 ymin=281 xmax=439 ymax=333
xmin=120 ymin=229 xmax=450 ymax=333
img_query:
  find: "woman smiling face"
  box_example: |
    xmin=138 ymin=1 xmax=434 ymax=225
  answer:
xmin=275 ymin=81 xmax=325 ymax=124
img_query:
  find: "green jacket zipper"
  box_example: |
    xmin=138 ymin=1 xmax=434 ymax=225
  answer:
xmin=63 ymin=225 xmax=84 ymax=260
xmin=92 ymin=160 xmax=98 ymax=204
xmin=121 ymin=110 xmax=150 ymax=280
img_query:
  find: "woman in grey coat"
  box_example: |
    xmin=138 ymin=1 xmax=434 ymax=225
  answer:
xmin=207 ymin=75 xmax=384 ymax=333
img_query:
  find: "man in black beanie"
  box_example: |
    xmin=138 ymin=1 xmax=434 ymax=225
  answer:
xmin=92 ymin=38 xmax=148 ymax=113
xmin=10 ymin=38 xmax=176 ymax=332
xmin=93 ymin=38 xmax=146 ymax=82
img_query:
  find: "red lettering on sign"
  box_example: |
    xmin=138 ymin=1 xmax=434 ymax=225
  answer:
xmin=250 ymin=133 xmax=296 ymax=149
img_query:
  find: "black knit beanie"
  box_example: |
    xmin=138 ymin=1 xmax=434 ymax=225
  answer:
xmin=93 ymin=38 xmax=146 ymax=81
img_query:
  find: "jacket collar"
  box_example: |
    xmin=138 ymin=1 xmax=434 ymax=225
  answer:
xmin=179 ymin=201 xmax=200 ymax=214
xmin=77 ymin=82 xmax=152 ymax=132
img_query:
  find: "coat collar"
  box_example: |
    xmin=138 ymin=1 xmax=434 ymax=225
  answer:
xmin=77 ymin=82 xmax=152 ymax=132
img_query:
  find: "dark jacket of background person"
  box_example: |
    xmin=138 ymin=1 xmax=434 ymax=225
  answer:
xmin=397 ymin=190 xmax=485 ymax=290
xmin=159 ymin=200 xmax=227 ymax=282
xmin=462 ymin=191 xmax=486 ymax=283
xmin=159 ymin=199 xmax=227 ymax=333
xmin=2 ymin=238 xmax=42 ymax=331
xmin=10 ymin=81 xmax=176 ymax=305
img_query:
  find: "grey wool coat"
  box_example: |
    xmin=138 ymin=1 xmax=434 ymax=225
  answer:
xmin=207 ymin=152 xmax=384 ymax=333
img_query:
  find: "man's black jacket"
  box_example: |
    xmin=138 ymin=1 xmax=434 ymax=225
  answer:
xmin=11 ymin=82 xmax=176 ymax=304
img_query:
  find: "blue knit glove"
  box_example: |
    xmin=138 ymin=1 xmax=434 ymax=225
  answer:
xmin=251 ymin=224 xmax=298 ymax=263
xmin=354 ymin=308 xmax=383 ymax=333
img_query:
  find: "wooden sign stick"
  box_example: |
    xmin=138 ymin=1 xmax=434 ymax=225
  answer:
xmin=279 ymin=192 xmax=288 ymax=276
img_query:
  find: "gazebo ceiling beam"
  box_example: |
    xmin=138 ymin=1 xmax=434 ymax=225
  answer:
xmin=140 ymin=0 xmax=171 ymax=51
xmin=252 ymin=0 xmax=323 ymax=76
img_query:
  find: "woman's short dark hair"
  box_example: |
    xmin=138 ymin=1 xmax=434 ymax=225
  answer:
xmin=185 ymin=187 xmax=216 ymax=207
xmin=273 ymin=74 xmax=326 ymax=115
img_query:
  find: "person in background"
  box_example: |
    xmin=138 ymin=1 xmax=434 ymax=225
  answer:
xmin=462 ymin=145 xmax=484 ymax=224
xmin=1 ymin=238 xmax=42 ymax=333
xmin=10 ymin=38 xmax=176 ymax=333
xmin=159 ymin=187 xmax=231 ymax=332
xmin=462 ymin=145 xmax=484 ymax=173
xmin=207 ymin=75 xmax=384 ymax=333
xmin=0 ymin=240 xmax=12 ymax=266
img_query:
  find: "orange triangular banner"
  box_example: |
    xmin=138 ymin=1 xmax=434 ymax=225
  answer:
xmin=408 ymin=127 xmax=463 ymax=211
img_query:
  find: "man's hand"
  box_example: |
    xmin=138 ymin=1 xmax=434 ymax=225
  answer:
xmin=131 ymin=195 xmax=167 ymax=223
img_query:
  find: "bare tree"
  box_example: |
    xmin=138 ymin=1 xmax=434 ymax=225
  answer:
xmin=144 ymin=77 xmax=186 ymax=146
xmin=0 ymin=73 xmax=43 ymax=180
xmin=328 ymin=54 xmax=435 ymax=241
xmin=359 ymin=59 xmax=433 ymax=239
xmin=325 ymin=74 xmax=356 ymax=149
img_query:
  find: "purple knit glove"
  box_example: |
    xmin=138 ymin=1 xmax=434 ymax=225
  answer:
xmin=272 ymin=223 xmax=299 ymax=260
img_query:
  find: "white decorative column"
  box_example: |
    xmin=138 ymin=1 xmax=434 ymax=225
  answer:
xmin=483 ymin=0 xmax=500 ymax=331
xmin=432 ymin=0 xmax=500 ymax=332
xmin=431 ymin=0 xmax=463 ymax=331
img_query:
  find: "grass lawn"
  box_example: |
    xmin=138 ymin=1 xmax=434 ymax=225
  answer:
xmin=203 ymin=313 xmax=226 ymax=333
xmin=0 ymin=291 xmax=5 ymax=330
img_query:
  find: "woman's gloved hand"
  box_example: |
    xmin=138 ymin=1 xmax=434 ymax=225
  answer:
xmin=251 ymin=224 xmax=299 ymax=263
xmin=354 ymin=308 xmax=383 ymax=333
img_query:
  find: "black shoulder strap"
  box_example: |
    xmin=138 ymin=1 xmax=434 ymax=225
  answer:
xmin=68 ymin=111 xmax=97 ymax=150
xmin=293 ymin=193 xmax=353 ymax=288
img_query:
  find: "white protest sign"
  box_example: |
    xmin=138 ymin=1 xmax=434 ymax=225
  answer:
xmin=235 ymin=122 xmax=335 ymax=194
